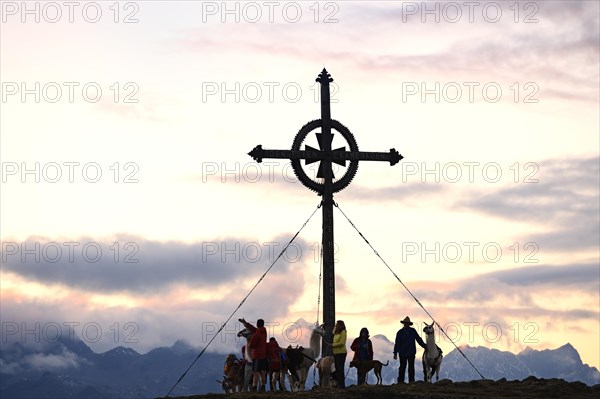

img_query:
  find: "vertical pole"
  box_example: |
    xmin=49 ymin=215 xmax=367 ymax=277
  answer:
xmin=317 ymin=69 xmax=335 ymax=357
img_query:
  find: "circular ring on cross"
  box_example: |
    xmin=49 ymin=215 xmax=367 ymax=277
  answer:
xmin=291 ymin=119 xmax=359 ymax=194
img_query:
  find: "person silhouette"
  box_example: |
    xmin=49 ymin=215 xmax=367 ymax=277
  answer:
xmin=393 ymin=316 xmax=426 ymax=383
xmin=239 ymin=318 xmax=268 ymax=391
xmin=331 ymin=320 xmax=347 ymax=388
xmin=350 ymin=327 xmax=373 ymax=385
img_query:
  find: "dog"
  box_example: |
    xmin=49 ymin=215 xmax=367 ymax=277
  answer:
xmin=316 ymin=356 xmax=336 ymax=388
xmin=349 ymin=359 xmax=389 ymax=385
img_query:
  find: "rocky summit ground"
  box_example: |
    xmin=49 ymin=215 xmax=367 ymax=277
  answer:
xmin=168 ymin=376 xmax=600 ymax=399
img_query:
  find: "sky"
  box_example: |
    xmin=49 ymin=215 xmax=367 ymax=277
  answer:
xmin=1 ymin=0 xmax=599 ymax=376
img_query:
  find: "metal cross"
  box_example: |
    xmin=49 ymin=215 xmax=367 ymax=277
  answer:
xmin=248 ymin=68 xmax=403 ymax=356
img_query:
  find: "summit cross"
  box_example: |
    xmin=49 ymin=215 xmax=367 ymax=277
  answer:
xmin=248 ymin=68 xmax=403 ymax=356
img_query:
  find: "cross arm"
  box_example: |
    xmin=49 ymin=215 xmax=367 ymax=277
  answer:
xmin=248 ymin=145 xmax=404 ymax=166
xmin=248 ymin=145 xmax=323 ymax=163
xmin=333 ymin=149 xmax=404 ymax=165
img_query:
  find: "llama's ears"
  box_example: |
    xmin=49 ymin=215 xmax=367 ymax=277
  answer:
xmin=216 ymin=380 xmax=223 ymax=384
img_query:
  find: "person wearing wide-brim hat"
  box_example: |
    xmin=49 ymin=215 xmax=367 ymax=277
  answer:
xmin=393 ymin=316 xmax=426 ymax=383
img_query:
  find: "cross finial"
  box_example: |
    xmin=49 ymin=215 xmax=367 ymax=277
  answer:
xmin=248 ymin=145 xmax=263 ymax=163
xmin=316 ymin=68 xmax=333 ymax=83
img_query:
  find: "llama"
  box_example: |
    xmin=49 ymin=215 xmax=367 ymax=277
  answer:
xmin=422 ymin=322 xmax=443 ymax=382
xmin=285 ymin=324 xmax=324 ymax=391
xmin=237 ymin=328 xmax=255 ymax=391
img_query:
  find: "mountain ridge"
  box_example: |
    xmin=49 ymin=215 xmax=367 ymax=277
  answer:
xmin=1 ymin=335 xmax=598 ymax=398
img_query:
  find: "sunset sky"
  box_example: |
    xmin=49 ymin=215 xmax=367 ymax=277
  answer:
xmin=1 ymin=0 xmax=599 ymax=374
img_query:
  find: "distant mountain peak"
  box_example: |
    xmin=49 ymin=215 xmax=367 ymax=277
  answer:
xmin=102 ymin=346 xmax=140 ymax=356
xmin=519 ymin=346 xmax=534 ymax=354
xmin=558 ymin=342 xmax=576 ymax=351
xmin=55 ymin=334 xmax=95 ymax=359
xmin=172 ymin=339 xmax=192 ymax=347
xmin=171 ymin=339 xmax=194 ymax=354
xmin=521 ymin=343 xmax=582 ymax=362
xmin=293 ymin=318 xmax=316 ymax=327
xmin=372 ymin=334 xmax=392 ymax=344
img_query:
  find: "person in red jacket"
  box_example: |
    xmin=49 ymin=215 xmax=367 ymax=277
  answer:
xmin=239 ymin=318 xmax=267 ymax=391
xmin=266 ymin=337 xmax=284 ymax=391
xmin=350 ymin=327 xmax=374 ymax=385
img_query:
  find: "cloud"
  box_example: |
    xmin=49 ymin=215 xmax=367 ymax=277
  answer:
xmin=351 ymin=2 xmax=599 ymax=90
xmin=407 ymin=262 xmax=599 ymax=304
xmin=0 ymin=285 xmax=313 ymax=355
xmin=1 ymin=347 xmax=85 ymax=374
xmin=459 ymin=156 xmax=599 ymax=252
xmin=24 ymin=350 xmax=82 ymax=371
xmin=1 ymin=234 xmax=315 ymax=295
xmin=0 ymin=231 xmax=323 ymax=355
xmin=486 ymin=263 xmax=599 ymax=289
xmin=0 ymin=358 xmax=21 ymax=374
xmin=370 ymin=262 xmax=600 ymax=342
xmin=463 ymin=157 xmax=598 ymax=221
xmin=0 ymin=233 xmax=320 ymax=354
xmin=358 ymin=260 xmax=599 ymax=346
xmin=174 ymin=1 xmax=599 ymax=102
